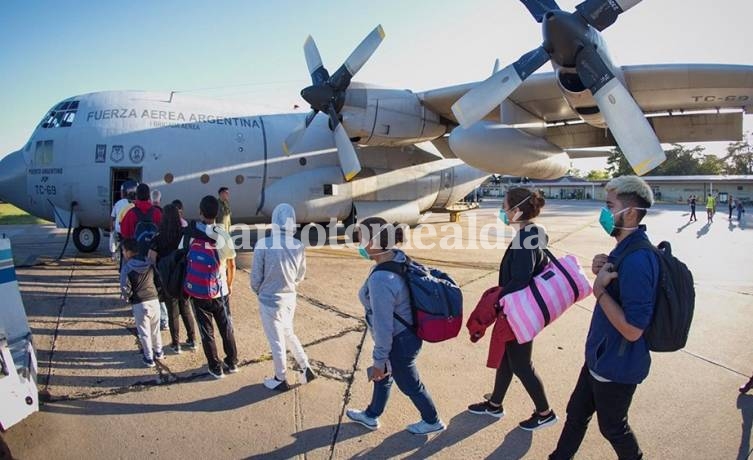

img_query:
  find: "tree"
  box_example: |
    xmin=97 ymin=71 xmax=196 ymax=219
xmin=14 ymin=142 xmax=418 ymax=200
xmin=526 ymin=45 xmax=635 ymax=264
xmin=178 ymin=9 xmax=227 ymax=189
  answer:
xmin=698 ymin=154 xmax=725 ymax=175
xmin=586 ymin=169 xmax=611 ymax=181
xmin=567 ymin=167 xmax=584 ymax=178
xmin=723 ymin=139 xmax=753 ymax=174
xmin=606 ymin=147 xmax=632 ymax=177
xmin=608 ymin=144 xmax=712 ymax=176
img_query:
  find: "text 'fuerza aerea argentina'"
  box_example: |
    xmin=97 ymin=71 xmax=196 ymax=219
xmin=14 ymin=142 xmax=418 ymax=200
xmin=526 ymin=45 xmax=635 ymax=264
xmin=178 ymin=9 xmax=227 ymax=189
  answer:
xmin=86 ymin=109 xmax=260 ymax=128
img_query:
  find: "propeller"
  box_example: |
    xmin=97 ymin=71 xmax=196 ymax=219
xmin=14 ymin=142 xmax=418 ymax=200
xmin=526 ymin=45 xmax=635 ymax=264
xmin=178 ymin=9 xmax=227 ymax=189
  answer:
xmin=451 ymin=0 xmax=665 ymax=175
xmin=283 ymin=25 xmax=385 ymax=181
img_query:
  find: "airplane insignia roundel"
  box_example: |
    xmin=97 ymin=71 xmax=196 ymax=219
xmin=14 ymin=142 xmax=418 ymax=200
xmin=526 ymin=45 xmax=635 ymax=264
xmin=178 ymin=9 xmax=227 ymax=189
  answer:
xmin=129 ymin=146 xmax=145 ymax=164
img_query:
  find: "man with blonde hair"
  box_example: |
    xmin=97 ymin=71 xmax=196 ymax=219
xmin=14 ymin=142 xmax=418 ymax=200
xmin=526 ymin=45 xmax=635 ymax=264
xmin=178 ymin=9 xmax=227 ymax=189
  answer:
xmin=550 ymin=175 xmax=659 ymax=460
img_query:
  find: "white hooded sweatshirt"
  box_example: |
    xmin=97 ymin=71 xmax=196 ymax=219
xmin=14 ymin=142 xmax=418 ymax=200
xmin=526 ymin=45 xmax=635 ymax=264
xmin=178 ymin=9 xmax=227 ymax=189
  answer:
xmin=251 ymin=203 xmax=306 ymax=307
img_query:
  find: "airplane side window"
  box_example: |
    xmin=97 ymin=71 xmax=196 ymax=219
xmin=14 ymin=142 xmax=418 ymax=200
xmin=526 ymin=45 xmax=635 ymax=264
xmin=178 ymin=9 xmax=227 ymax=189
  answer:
xmin=70 ymin=101 xmax=79 ymax=109
xmin=61 ymin=111 xmax=75 ymax=127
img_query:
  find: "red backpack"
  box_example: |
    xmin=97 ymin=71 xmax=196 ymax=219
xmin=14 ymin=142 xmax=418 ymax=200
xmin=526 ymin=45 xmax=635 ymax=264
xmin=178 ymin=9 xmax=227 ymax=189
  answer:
xmin=183 ymin=236 xmax=221 ymax=299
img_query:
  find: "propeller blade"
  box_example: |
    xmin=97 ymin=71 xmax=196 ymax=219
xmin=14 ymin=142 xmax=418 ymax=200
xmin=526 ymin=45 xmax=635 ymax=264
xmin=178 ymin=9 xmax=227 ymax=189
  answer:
xmin=452 ymin=47 xmax=549 ymax=128
xmin=283 ymin=110 xmax=318 ymax=155
xmin=575 ymin=0 xmax=641 ymax=31
xmin=576 ymin=46 xmax=665 ymax=175
xmin=520 ymin=0 xmax=561 ymax=22
xmin=330 ymin=25 xmax=385 ymax=90
xmin=304 ymin=36 xmax=330 ymax=85
xmin=327 ymin=107 xmax=361 ymax=181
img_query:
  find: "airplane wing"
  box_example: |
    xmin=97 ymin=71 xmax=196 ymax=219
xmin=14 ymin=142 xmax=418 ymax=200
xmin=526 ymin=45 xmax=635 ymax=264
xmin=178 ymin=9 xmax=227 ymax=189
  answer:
xmin=419 ymin=64 xmax=753 ymax=148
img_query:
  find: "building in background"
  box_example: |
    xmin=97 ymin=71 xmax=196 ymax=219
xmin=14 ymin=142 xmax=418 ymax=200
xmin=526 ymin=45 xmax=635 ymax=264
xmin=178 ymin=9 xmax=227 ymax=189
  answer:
xmin=481 ymin=175 xmax=753 ymax=203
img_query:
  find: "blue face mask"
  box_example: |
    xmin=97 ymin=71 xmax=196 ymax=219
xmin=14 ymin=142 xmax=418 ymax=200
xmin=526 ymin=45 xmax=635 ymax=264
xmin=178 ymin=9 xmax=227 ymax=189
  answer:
xmin=498 ymin=209 xmax=509 ymax=226
xmin=599 ymin=207 xmax=617 ymax=236
xmin=599 ymin=207 xmax=644 ymax=236
xmin=499 ymin=195 xmax=531 ymax=226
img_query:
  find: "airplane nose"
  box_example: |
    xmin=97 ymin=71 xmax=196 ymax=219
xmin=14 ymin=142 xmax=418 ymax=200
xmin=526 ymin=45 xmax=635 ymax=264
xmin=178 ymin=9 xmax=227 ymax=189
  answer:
xmin=0 ymin=150 xmax=28 ymax=208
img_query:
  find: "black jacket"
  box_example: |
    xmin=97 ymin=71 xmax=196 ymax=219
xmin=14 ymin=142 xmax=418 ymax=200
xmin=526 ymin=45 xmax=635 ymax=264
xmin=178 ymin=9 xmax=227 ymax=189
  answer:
xmin=498 ymin=224 xmax=549 ymax=297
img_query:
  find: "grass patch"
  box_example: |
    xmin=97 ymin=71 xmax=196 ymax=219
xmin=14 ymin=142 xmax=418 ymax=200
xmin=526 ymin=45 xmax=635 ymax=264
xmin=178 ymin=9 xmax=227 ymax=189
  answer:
xmin=0 ymin=203 xmax=49 ymax=225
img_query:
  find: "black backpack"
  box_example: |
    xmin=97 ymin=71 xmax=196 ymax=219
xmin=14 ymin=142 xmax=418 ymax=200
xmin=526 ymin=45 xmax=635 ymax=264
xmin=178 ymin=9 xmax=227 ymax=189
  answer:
xmin=156 ymin=230 xmax=190 ymax=299
xmin=615 ymin=240 xmax=695 ymax=352
xmin=133 ymin=207 xmax=159 ymax=258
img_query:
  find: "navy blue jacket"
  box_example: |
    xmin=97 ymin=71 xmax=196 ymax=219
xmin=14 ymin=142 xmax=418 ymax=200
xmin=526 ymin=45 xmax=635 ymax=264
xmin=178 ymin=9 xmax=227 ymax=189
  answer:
xmin=585 ymin=226 xmax=659 ymax=384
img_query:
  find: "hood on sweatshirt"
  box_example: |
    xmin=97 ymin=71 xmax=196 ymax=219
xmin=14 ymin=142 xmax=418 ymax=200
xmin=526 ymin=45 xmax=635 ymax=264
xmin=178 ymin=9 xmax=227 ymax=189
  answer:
xmin=271 ymin=203 xmax=297 ymax=235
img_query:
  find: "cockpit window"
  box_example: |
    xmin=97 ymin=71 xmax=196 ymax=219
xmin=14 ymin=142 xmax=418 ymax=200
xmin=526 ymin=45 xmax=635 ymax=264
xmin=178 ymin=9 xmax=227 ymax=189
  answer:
xmin=40 ymin=100 xmax=79 ymax=129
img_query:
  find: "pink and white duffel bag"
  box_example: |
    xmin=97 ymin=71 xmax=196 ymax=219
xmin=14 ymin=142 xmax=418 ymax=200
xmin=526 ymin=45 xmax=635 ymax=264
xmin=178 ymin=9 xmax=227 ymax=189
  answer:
xmin=500 ymin=249 xmax=592 ymax=344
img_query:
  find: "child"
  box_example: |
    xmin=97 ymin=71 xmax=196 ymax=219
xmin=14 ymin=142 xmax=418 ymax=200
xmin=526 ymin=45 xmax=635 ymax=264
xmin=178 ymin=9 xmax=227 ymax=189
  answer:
xmin=120 ymin=238 xmax=164 ymax=367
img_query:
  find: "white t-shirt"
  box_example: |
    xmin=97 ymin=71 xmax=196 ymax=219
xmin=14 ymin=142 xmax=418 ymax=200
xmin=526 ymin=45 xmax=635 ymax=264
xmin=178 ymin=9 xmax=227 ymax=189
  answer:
xmin=111 ymin=199 xmax=131 ymax=234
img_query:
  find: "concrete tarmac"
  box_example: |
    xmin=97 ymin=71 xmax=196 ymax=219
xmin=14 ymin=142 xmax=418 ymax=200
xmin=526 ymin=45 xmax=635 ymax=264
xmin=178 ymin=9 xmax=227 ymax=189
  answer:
xmin=1 ymin=200 xmax=751 ymax=459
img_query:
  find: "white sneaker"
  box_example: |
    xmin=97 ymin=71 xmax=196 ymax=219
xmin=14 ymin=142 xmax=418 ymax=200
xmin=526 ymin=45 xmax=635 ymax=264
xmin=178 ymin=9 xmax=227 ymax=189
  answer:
xmin=346 ymin=409 xmax=380 ymax=430
xmin=406 ymin=419 xmax=446 ymax=435
xmin=263 ymin=376 xmax=290 ymax=392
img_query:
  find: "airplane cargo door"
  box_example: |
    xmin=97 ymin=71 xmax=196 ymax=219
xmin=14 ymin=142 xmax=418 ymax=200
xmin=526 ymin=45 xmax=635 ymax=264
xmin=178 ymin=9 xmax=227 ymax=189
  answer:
xmin=110 ymin=168 xmax=141 ymax=208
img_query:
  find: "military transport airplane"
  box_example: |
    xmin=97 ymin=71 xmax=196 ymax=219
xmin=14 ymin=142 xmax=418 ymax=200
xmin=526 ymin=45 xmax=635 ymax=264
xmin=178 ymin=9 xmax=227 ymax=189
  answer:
xmin=0 ymin=0 xmax=752 ymax=253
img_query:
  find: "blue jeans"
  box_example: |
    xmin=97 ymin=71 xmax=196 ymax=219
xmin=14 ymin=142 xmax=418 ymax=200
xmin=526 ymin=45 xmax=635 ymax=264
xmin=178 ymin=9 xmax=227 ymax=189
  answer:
xmin=365 ymin=329 xmax=439 ymax=424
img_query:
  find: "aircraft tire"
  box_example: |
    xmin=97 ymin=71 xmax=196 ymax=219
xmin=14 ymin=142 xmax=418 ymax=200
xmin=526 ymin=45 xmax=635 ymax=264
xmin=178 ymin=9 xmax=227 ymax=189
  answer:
xmin=73 ymin=227 xmax=101 ymax=253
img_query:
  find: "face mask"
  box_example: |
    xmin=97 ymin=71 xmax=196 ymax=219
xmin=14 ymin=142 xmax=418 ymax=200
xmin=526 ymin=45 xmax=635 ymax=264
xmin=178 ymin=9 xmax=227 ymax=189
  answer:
xmin=358 ymin=225 xmax=392 ymax=260
xmin=498 ymin=209 xmax=509 ymax=226
xmin=499 ymin=195 xmax=531 ymax=226
xmin=599 ymin=207 xmax=645 ymax=236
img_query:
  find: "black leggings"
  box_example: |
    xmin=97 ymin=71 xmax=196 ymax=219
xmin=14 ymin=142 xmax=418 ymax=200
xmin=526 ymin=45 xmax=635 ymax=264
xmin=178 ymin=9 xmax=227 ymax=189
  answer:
xmin=490 ymin=339 xmax=550 ymax=413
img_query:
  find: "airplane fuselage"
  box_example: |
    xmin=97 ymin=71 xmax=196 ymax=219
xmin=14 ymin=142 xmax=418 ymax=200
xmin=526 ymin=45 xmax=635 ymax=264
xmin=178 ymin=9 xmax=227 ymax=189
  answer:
xmin=1 ymin=91 xmax=488 ymax=233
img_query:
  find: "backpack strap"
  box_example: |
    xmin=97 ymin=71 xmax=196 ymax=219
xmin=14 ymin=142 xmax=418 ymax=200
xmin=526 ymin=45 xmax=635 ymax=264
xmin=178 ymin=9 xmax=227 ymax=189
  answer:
xmin=614 ymin=239 xmax=656 ymax=269
xmin=372 ymin=260 xmax=416 ymax=331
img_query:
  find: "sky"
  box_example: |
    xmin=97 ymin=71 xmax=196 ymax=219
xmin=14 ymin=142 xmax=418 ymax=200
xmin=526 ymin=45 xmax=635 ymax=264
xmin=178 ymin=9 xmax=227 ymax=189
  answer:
xmin=2 ymin=0 xmax=752 ymax=171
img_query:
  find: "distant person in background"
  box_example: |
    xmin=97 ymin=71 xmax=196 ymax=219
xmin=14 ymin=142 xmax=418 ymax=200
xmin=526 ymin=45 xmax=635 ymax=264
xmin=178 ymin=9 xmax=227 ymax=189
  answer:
xmin=171 ymin=199 xmax=188 ymax=228
xmin=706 ymin=193 xmax=716 ymax=223
xmin=688 ymin=195 xmax=697 ymax=222
xmin=216 ymin=187 xmax=232 ymax=232
xmin=736 ymin=198 xmax=745 ymax=222
xmin=151 ymin=189 xmax=162 ymax=210
xmin=728 ymin=195 xmax=735 ymax=220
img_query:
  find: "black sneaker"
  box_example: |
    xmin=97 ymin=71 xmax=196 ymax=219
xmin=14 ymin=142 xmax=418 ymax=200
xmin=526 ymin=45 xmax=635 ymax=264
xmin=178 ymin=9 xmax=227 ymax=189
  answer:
xmin=300 ymin=367 xmax=317 ymax=384
xmin=225 ymin=363 xmax=239 ymax=374
xmin=467 ymin=400 xmax=504 ymax=418
xmin=519 ymin=410 xmax=558 ymax=431
xmin=185 ymin=340 xmax=198 ymax=351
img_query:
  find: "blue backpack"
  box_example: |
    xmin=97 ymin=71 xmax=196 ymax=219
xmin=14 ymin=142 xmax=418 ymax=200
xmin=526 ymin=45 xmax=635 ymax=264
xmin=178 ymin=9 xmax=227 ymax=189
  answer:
xmin=132 ymin=207 xmax=158 ymax=258
xmin=374 ymin=259 xmax=463 ymax=343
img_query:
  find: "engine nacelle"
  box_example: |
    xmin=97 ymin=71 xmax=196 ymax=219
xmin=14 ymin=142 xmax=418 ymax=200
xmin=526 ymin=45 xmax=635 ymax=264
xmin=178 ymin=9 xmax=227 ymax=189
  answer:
xmin=449 ymin=122 xmax=569 ymax=180
xmin=341 ymin=84 xmax=446 ymax=147
xmin=556 ymin=67 xmax=607 ymax=129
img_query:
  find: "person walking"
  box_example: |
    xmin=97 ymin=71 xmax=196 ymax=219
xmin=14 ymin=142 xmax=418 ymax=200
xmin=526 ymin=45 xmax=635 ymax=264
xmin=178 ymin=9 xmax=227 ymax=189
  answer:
xmin=252 ymin=203 xmax=316 ymax=391
xmin=689 ymin=195 xmax=697 ymax=222
xmin=183 ymin=195 xmax=238 ymax=379
xmin=705 ymin=193 xmax=716 ymax=223
xmin=467 ymin=188 xmax=557 ymax=431
xmin=549 ymin=175 xmax=660 ymax=460
xmin=149 ymin=204 xmax=198 ymax=353
xmin=345 ymin=217 xmax=446 ymax=435
xmin=729 ymin=195 xmax=735 ymax=220
xmin=120 ymin=239 xmax=164 ymax=367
